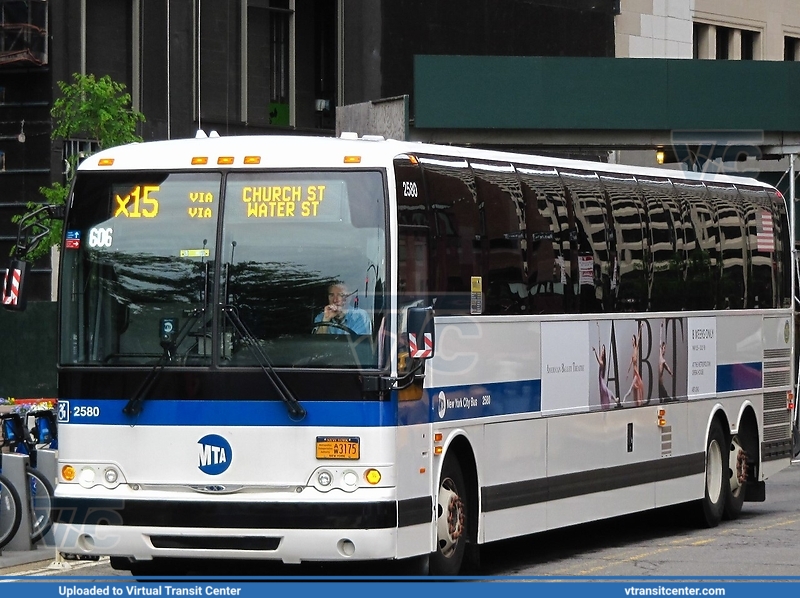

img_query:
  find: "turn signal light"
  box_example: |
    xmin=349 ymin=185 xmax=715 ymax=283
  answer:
xmin=365 ymin=469 xmax=382 ymax=485
xmin=657 ymin=408 xmax=667 ymax=427
xmin=61 ymin=465 xmax=76 ymax=482
xmin=788 ymin=391 xmax=795 ymax=411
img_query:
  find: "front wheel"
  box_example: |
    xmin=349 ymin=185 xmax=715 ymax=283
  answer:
xmin=696 ymin=420 xmax=726 ymax=528
xmin=430 ymin=455 xmax=468 ymax=576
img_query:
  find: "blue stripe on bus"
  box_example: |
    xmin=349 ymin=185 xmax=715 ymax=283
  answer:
xmin=60 ymin=399 xmax=397 ymax=427
xmin=398 ymin=379 xmax=541 ymax=425
xmin=716 ymin=362 xmax=762 ymax=393
xmin=63 ymin=378 xmax=543 ymax=428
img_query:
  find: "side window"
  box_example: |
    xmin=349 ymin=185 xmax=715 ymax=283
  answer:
xmin=637 ymin=177 xmax=683 ymax=311
xmin=394 ymin=157 xmax=430 ymax=301
xmin=707 ymin=183 xmax=747 ymax=309
xmin=559 ymin=169 xmax=610 ymax=314
xmin=773 ymin=192 xmax=792 ymax=307
xmin=516 ymin=165 xmax=572 ymax=314
xmin=394 ymin=156 xmax=431 ymax=374
xmin=737 ymin=185 xmax=774 ymax=308
xmin=471 ymin=161 xmax=527 ymax=314
xmin=599 ymin=174 xmax=648 ymax=313
xmin=673 ymin=180 xmax=718 ymax=310
xmin=420 ymin=156 xmax=481 ymax=314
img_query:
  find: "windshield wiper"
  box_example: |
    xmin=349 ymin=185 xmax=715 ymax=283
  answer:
xmin=222 ymin=305 xmax=306 ymax=421
xmin=122 ymin=307 xmax=206 ymax=416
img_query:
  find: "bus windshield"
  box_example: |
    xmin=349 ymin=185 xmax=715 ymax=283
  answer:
xmin=59 ymin=169 xmax=387 ymax=369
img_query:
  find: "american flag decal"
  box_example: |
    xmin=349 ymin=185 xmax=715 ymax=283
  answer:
xmin=756 ymin=209 xmax=774 ymax=253
xmin=409 ymin=332 xmax=433 ymax=359
xmin=2 ymin=268 xmax=21 ymax=306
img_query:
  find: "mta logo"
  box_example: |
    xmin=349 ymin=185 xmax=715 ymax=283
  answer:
xmin=197 ymin=434 xmax=232 ymax=475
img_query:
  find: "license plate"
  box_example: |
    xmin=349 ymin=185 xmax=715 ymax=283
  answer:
xmin=316 ymin=436 xmax=360 ymax=460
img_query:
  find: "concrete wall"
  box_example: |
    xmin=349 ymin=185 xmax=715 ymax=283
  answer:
xmin=617 ymin=0 xmax=800 ymax=60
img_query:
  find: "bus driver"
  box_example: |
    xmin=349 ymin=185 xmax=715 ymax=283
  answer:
xmin=313 ymin=282 xmax=372 ymax=335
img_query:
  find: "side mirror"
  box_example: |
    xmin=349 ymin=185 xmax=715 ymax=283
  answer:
xmin=406 ymin=306 xmax=435 ymax=359
xmin=3 ymin=260 xmax=31 ymax=311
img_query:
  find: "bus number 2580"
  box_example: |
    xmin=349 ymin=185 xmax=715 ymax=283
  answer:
xmin=73 ymin=406 xmax=101 ymax=417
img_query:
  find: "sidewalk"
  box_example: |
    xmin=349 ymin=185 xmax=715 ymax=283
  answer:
xmin=0 ymin=544 xmax=58 ymax=575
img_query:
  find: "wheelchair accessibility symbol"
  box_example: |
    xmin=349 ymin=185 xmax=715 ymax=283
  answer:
xmin=58 ymin=400 xmax=70 ymax=423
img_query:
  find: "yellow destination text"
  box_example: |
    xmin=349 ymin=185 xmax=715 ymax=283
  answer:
xmin=242 ymin=185 xmax=326 ymax=218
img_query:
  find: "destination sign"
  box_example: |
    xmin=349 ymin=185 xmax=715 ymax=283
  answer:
xmin=240 ymin=184 xmax=331 ymax=219
xmin=111 ymin=184 xmax=217 ymax=221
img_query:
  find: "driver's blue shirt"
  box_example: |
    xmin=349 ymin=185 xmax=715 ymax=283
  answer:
xmin=314 ymin=308 xmax=372 ymax=335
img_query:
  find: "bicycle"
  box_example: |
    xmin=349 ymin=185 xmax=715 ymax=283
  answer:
xmin=1 ymin=412 xmax=55 ymax=544
xmin=0 ymin=453 xmax=23 ymax=549
xmin=30 ymin=408 xmax=58 ymax=450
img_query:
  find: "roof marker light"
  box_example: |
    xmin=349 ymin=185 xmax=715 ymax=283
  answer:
xmin=217 ymin=156 xmax=234 ymax=165
xmin=191 ymin=157 xmax=209 ymax=165
xmin=98 ymin=158 xmax=114 ymax=166
xmin=344 ymin=156 xmax=361 ymax=164
xmin=244 ymin=156 xmax=261 ymax=165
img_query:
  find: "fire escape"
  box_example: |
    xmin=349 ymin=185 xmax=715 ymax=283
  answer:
xmin=0 ymin=0 xmax=47 ymax=67
xmin=0 ymin=0 xmax=51 ymax=299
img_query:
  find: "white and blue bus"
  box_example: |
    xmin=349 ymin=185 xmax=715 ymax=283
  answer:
xmin=26 ymin=133 xmax=796 ymax=575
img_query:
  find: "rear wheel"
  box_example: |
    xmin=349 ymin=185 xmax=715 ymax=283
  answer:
xmin=723 ymin=434 xmax=746 ymax=521
xmin=430 ymin=455 xmax=467 ymax=576
xmin=0 ymin=474 xmax=22 ymax=549
xmin=697 ymin=420 xmax=726 ymax=528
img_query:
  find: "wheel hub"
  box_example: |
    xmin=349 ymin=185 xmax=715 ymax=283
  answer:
xmin=437 ymin=478 xmax=465 ymax=557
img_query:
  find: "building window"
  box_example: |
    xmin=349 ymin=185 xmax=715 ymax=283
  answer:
xmin=241 ymin=1 xmax=291 ymax=127
xmin=741 ymin=30 xmax=755 ymax=60
xmin=785 ymin=36 xmax=799 ymax=61
xmin=270 ymin=2 xmax=290 ymax=109
xmin=693 ymin=23 xmax=703 ymax=59
xmin=716 ymin=26 xmax=731 ymax=59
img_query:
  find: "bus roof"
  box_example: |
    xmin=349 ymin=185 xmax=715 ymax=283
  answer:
xmin=78 ymin=133 xmax=776 ymax=190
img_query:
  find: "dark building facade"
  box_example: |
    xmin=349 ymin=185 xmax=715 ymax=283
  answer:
xmin=0 ymin=0 xmax=619 ymax=302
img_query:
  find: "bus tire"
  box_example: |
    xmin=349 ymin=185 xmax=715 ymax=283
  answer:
xmin=723 ymin=434 xmax=746 ymax=521
xmin=697 ymin=420 xmax=726 ymax=528
xmin=430 ymin=455 xmax=467 ymax=576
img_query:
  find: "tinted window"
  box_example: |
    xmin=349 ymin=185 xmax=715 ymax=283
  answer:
xmin=600 ymin=173 xmax=648 ymax=312
xmin=516 ymin=165 xmax=574 ymax=314
xmin=673 ymin=179 xmax=717 ymax=310
xmin=560 ymin=169 xmax=609 ymax=313
xmin=420 ymin=156 xmax=481 ymax=314
xmin=471 ymin=161 xmax=527 ymax=314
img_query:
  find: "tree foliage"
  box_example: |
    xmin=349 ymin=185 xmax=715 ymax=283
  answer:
xmin=13 ymin=73 xmax=145 ymax=261
xmin=51 ymin=73 xmax=145 ymax=149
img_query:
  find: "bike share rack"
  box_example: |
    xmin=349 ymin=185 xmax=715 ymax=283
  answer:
xmin=1 ymin=448 xmax=57 ymax=553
